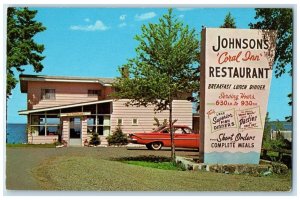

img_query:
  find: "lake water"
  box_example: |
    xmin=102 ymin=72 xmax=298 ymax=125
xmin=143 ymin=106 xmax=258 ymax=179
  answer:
xmin=6 ymin=123 xmax=27 ymax=144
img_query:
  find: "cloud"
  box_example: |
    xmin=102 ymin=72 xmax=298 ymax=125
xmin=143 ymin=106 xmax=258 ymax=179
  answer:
xmin=120 ymin=15 xmax=126 ymax=21
xmin=135 ymin=12 xmax=156 ymax=21
xmin=84 ymin=18 xmax=90 ymax=22
xmin=118 ymin=22 xmax=127 ymax=28
xmin=176 ymin=8 xmax=194 ymax=11
xmin=70 ymin=20 xmax=109 ymax=31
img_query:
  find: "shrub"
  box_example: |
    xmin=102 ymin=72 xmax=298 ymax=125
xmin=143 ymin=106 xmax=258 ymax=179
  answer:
xmin=89 ymin=132 xmax=101 ymax=146
xmin=53 ymin=138 xmax=62 ymax=146
xmin=107 ymin=125 xmax=128 ymax=146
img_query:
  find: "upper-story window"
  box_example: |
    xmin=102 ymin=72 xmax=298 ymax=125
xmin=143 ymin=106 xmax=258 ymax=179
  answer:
xmin=132 ymin=118 xmax=139 ymax=126
xmin=41 ymin=89 xmax=56 ymax=100
xmin=88 ymin=90 xmax=101 ymax=97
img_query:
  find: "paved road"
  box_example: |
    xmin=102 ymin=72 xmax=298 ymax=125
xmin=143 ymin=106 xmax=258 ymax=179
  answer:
xmin=6 ymin=146 xmax=198 ymax=191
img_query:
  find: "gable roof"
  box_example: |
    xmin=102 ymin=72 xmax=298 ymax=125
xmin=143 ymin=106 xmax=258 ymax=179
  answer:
xmin=19 ymin=74 xmax=116 ymax=93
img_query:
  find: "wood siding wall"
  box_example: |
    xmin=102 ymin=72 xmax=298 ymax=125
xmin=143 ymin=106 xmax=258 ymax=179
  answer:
xmin=27 ymin=81 xmax=112 ymax=109
xmin=62 ymin=117 xmax=69 ymax=145
xmin=111 ymin=99 xmax=193 ymax=134
xmin=31 ymin=135 xmax=58 ymax=144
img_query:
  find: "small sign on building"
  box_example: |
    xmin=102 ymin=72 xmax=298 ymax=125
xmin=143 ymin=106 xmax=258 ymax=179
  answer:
xmin=60 ymin=112 xmax=91 ymax=117
xmin=200 ymin=28 xmax=277 ymax=164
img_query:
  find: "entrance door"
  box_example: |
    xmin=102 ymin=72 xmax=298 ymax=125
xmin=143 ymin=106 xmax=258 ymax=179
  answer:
xmin=69 ymin=117 xmax=82 ymax=146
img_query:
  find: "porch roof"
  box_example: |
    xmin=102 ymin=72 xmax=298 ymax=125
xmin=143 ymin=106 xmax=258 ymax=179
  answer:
xmin=18 ymin=99 xmax=113 ymax=115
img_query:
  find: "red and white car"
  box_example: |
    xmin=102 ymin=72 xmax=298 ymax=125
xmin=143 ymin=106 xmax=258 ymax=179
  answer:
xmin=128 ymin=125 xmax=199 ymax=150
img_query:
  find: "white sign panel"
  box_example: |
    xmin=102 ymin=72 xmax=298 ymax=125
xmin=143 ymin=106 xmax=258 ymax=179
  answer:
xmin=200 ymin=28 xmax=276 ymax=164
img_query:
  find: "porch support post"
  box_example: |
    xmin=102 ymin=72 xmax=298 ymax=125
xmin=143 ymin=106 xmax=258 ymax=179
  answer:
xmin=81 ymin=116 xmax=88 ymax=146
xmin=62 ymin=117 xmax=69 ymax=146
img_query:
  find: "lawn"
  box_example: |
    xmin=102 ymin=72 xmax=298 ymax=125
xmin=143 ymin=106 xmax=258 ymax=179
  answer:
xmin=6 ymin=147 xmax=292 ymax=192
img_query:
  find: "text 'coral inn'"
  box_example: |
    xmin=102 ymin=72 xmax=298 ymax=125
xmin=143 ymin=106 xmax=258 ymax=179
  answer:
xmin=18 ymin=74 xmax=193 ymax=146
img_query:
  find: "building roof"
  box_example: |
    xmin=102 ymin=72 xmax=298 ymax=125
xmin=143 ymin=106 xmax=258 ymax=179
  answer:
xmin=18 ymin=99 xmax=114 ymax=115
xmin=19 ymin=74 xmax=116 ymax=93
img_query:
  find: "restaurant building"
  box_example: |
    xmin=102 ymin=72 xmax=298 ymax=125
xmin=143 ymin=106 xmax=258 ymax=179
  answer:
xmin=18 ymin=74 xmax=193 ymax=146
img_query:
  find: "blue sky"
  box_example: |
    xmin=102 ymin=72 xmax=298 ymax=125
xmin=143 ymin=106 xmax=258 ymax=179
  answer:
xmin=7 ymin=7 xmax=292 ymax=123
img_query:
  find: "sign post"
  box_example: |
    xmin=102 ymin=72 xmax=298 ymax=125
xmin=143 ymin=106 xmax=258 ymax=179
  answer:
xmin=200 ymin=28 xmax=276 ymax=164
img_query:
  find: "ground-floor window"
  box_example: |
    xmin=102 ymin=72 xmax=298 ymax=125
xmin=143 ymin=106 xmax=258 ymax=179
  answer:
xmin=30 ymin=113 xmax=60 ymax=136
xmin=87 ymin=114 xmax=110 ymax=135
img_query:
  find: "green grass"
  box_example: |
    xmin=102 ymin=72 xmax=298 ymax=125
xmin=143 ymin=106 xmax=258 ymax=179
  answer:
xmin=267 ymin=151 xmax=279 ymax=157
xmin=6 ymin=143 xmax=56 ymax=148
xmin=123 ymin=160 xmax=184 ymax=171
xmin=33 ymin=156 xmax=292 ymax=191
xmin=6 ymin=147 xmax=292 ymax=191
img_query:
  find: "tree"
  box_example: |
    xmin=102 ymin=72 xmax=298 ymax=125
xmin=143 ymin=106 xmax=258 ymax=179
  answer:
xmin=153 ymin=117 xmax=177 ymax=129
xmin=249 ymin=8 xmax=293 ymax=121
xmin=262 ymin=112 xmax=271 ymax=148
xmin=249 ymin=9 xmax=292 ymax=77
xmin=285 ymin=93 xmax=292 ymax=122
xmin=7 ymin=7 xmax=46 ymax=98
xmin=220 ymin=12 xmax=236 ymax=28
xmin=89 ymin=132 xmax=101 ymax=146
xmin=107 ymin=124 xmax=128 ymax=146
xmin=113 ymin=9 xmax=199 ymax=160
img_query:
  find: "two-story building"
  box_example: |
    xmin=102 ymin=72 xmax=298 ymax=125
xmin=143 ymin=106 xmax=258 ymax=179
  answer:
xmin=18 ymin=74 xmax=193 ymax=146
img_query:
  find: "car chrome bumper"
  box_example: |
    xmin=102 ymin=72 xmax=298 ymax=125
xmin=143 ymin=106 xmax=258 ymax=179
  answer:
xmin=127 ymin=138 xmax=138 ymax=144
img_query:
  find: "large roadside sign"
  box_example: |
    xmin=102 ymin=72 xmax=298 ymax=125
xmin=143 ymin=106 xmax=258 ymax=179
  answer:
xmin=200 ymin=28 xmax=277 ymax=164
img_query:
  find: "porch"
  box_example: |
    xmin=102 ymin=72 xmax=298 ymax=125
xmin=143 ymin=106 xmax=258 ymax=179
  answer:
xmin=19 ymin=100 xmax=113 ymax=146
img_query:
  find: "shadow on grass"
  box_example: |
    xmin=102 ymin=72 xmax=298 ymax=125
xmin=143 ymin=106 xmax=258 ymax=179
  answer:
xmin=112 ymin=155 xmax=186 ymax=171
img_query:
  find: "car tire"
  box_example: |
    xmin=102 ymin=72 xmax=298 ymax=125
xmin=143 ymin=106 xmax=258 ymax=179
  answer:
xmin=146 ymin=144 xmax=153 ymax=150
xmin=150 ymin=142 xmax=162 ymax=150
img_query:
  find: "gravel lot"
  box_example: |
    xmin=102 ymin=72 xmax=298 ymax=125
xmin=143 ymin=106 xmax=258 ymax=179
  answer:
xmin=6 ymin=146 xmax=292 ymax=192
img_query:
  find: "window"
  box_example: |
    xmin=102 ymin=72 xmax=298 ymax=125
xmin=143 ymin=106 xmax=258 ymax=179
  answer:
xmin=97 ymin=126 xmax=104 ymax=135
xmin=38 ymin=126 xmax=46 ymax=136
xmin=174 ymin=128 xmax=184 ymax=134
xmin=87 ymin=114 xmax=110 ymax=135
xmin=117 ymin=118 xmax=123 ymax=125
xmin=41 ymin=89 xmax=55 ymax=100
xmin=182 ymin=127 xmax=193 ymax=134
xmin=87 ymin=126 xmax=96 ymax=135
xmin=31 ymin=114 xmax=60 ymax=136
xmin=132 ymin=118 xmax=138 ymax=126
xmin=87 ymin=116 xmax=96 ymax=126
xmin=47 ymin=126 xmax=59 ymax=135
xmin=46 ymin=116 xmax=60 ymax=125
xmin=87 ymin=116 xmax=96 ymax=135
xmin=88 ymin=90 xmax=101 ymax=97
xmin=97 ymin=116 xmax=104 ymax=125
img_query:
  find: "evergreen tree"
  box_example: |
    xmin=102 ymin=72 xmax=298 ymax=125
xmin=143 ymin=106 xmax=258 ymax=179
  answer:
xmin=7 ymin=7 xmax=46 ymax=98
xmin=220 ymin=12 xmax=236 ymax=28
xmin=89 ymin=132 xmax=101 ymax=146
xmin=262 ymin=112 xmax=271 ymax=148
xmin=113 ymin=9 xmax=199 ymax=160
xmin=107 ymin=125 xmax=128 ymax=146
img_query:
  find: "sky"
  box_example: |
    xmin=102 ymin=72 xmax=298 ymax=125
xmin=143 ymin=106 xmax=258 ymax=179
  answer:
xmin=6 ymin=7 xmax=292 ymax=123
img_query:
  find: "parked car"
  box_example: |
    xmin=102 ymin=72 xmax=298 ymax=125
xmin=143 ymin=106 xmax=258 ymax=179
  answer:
xmin=128 ymin=125 xmax=199 ymax=150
